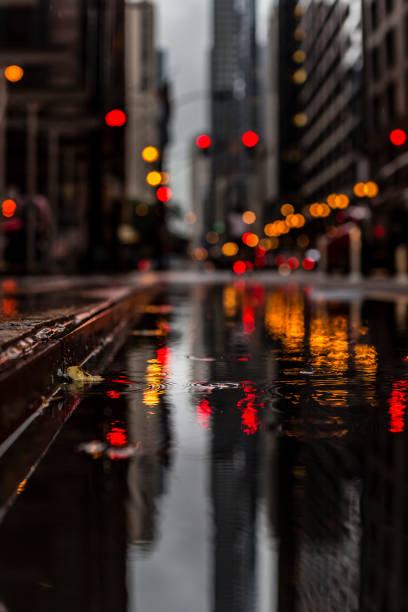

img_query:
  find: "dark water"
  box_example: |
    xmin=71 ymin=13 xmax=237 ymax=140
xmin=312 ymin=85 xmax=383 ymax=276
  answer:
xmin=1 ymin=281 xmax=408 ymax=611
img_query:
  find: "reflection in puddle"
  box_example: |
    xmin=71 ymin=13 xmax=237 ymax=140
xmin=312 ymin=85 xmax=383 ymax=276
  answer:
xmin=0 ymin=283 xmax=408 ymax=611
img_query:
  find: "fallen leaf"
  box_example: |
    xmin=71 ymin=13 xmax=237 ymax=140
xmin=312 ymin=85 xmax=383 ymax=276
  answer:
xmin=66 ymin=366 xmax=104 ymax=382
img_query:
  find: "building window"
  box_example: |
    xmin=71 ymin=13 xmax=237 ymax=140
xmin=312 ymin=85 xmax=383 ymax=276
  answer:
xmin=386 ymin=81 xmax=396 ymax=120
xmin=370 ymin=1 xmax=378 ymax=30
xmin=385 ymin=0 xmax=394 ymax=15
xmin=405 ymin=14 xmax=408 ymax=57
xmin=371 ymin=47 xmax=380 ymax=81
xmin=385 ymin=29 xmax=396 ymax=68
xmin=373 ymin=95 xmax=381 ymax=126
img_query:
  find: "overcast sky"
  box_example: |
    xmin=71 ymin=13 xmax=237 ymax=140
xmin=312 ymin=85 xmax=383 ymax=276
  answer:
xmin=131 ymin=0 xmax=274 ymax=209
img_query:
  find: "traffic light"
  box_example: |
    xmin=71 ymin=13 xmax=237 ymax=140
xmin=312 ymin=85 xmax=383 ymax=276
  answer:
xmin=389 ymin=129 xmax=407 ymax=146
xmin=105 ymin=109 xmax=127 ymax=127
xmin=142 ymin=146 xmax=159 ymax=163
xmin=156 ymin=186 xmax=172 ymax=203
xmin=196 ymin=134 xmax=212 ymax=150
xmin=242 ymin=131 xmax=259 ymax=148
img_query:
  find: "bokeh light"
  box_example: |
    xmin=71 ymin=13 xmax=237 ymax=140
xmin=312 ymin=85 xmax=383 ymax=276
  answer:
xmin=233 ymin=260 xmax=247 ymax=274
xmin=1 ymin=199 xmax=17 ymax=218
xmin=135 ymin=203 xmax=149 ymax=216
xmin=242 ymin=232 xmax=259 ymax=247
xmin=193 ymin=247 xmax=208 ymax=261
xmin=297 ymin=234 xmax=309 ymax=248
xmin=242 ymin=210 xmax=256 ymax=224
xmin=156 ymin=186 xmax=172 ymax=202
xmin=365 ymin=181 xmax=379 ymax=198
xmin=213 ymin=221 xmax=225 ymax=233
xmin=278 ymin=263 xmax=291 ymax=276
xmin=206 ymin=231 xmax=219 ymax=244
xmin=146 ymin=170 xmax=162 ymax=186
xmin=292 ymin=49 xmax=306 ymax=63
xmin=4 ymin=65 xmax=24 ymax=82
xmin=294 ymin=27 xmax=306 ymax=41
xmin=142 ymin=146 xmax=159 ymax=162
xmin=353 ymin=183 xmax=366 ymax=198
xmin=281 ymin=203 xmax=295 ymax=216
xmin=105 ymin=109 xmax=127 ymax=127
xmin=292 ymin=69 xmax=307 ymax=84
xmin=160 ymin=172 xmax=171 ymax=184
xmin=184 ymin=211 xmax=197 ymax=224
xmin=293 ymin=113 xmax=308 ymax=127
xmin=390 ymin=129 xmax=407 ymax=146
xmin=303 ymin=257 xmax=316 ymax=270
xmin=242 ymin=131 xmax=259 ymax=148
xmin=196 ymin=134 xmax=212 ymax=149
xmin=222 ymin=242 xmax=239 ymax=256
xmin=287 ymin=257 xmax=299 ymax=270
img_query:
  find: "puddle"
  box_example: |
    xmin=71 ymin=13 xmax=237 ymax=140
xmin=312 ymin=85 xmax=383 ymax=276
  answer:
xmin=0 ymin=283 xmax=407 ymax=611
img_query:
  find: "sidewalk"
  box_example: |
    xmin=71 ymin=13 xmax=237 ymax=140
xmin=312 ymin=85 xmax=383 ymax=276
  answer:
xmin=0 ymin=273 xmax=159 ymax=445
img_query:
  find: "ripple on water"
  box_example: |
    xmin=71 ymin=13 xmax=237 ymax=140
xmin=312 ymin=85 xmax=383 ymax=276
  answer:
xmin=189 ymin=381 xmax=241 ymax=391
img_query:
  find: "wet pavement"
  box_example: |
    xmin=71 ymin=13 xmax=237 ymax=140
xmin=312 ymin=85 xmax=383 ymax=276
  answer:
xmin=0 ymin=279 xmax=408 ymax=611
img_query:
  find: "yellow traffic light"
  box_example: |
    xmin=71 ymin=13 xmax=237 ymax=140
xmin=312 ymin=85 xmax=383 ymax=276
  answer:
xmin=142 ymin=146 xmax=159 ymax=163
xmin=146 ymin=171 xmax=162 ymax=186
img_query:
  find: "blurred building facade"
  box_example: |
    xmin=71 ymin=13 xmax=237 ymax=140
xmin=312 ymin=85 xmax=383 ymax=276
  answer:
xmin=362 ymin=0 xmax=408 ymax=274
xmin=297 ymin=0 xmax=365 ymax=202
xmin=125 ymin=0 xmax=158 ymax=204
xmin=0 ymin=0 xmax=126 ymax=272
xmin=209 ymin=0 xmax=260 ymax=235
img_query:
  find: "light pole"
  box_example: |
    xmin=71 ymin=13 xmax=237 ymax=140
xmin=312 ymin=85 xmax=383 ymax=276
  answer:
xmin=26 ymin=101 xmax=39 ymax=274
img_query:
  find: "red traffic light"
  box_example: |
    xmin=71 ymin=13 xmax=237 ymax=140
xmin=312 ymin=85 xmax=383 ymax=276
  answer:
xmin=105 ymin=109 xmax=127 ymax=127
xmin=196 ymin=134 xmax=211 ymax=149
xmin=242 ymin=131 xmax=259 ymax=148
xmin=390 ymin=129 xmax=407 ymax=146
xmin=156 ymin=186 xmax=172 ymax=202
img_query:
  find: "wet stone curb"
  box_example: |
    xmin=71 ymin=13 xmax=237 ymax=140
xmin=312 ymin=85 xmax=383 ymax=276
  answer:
xmin=0 ymin=283 xmax=159 ymax=474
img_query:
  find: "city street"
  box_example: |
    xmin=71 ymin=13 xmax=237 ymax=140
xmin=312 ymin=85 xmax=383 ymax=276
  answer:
xmin=1 ymin=0 xmax=408 ymax=609
xmin=0 ymin=271 xmax=407 ymax=610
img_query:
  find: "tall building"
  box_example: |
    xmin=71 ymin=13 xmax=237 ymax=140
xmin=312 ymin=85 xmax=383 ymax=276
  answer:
xmin=277 ymin=0 xmax=305 ymax=210
xmin=297 ymin=0 xmax=365 ymax=202
xmin=362 ymin=0 xmax=408 ymax=273
xmin=264 ymin=6 xmax=280 ymax=208
xmin=210 ymin=0 xmax=259 ymax=234
xmin=125 ymin=0 xmax=158 ymax=204
xmin=0 ymin=0 xmax=126 ymax=271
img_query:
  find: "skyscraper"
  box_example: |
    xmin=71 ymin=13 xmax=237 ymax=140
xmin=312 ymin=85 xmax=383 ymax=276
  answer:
xmin=297 ymin=1 xmax=365 ymax=201
xmin=125 ymin=0 xmax=158 ymax=204
xmin=210 ymin=0 xmax=258 ymax=233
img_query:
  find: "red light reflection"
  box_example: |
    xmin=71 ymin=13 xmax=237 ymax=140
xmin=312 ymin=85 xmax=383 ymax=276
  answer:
xmin=388 ymin=381 xmax=408 ymax=433
xmin=106 ymin=426 xmax=128 ymax=446
xmin=157 ymin=346 xmax=171 ymax=366
xmin=242 ymin=306 xmax=255 ymax=335
xmin=197 ymin=399 xmax=213 ymax=429
xmin=106 ymin=390 xmax=120 ymax=399
xmin=237 ymin=382 xmax=264 ymax=435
